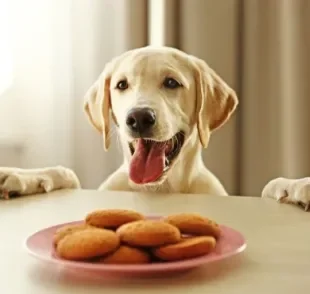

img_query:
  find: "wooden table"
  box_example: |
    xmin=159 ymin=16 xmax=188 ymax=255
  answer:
xmin=1 ymin=189 xmax=309 ymax=293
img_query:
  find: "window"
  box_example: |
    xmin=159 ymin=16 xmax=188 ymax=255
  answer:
xmin=0 ymin=0 xmax=13 ymax=96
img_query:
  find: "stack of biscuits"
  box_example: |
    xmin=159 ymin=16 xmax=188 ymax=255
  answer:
xmin=53 ymin=209 xmax=221 ymax=264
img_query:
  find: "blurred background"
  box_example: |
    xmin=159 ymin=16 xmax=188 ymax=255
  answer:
xmin=0 ymin=0 xmax=309 ymax=196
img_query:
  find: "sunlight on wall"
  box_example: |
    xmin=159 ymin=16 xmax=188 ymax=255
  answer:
xmin=148 ymin=0 xmax=165 ymax=46
xmin=0 ymin=0 xmax=13 ymax=96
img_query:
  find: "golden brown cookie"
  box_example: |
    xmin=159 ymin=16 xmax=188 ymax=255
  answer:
xmin=163 ymin=213 xmax=221 ymax=238
xmin=153 ymin=236 xmax=216 ymax=261
xmin=57 ymin=228 xmax=120 ymax=261
xmin=53 ymin=223 xmax=93 ymax=246
xmin=85 ymin=209 xmax=145 ymax=229
xmin=99 ymin=245 xmax=151 ymax=264
xmin=116 ymin=220 xmax=181 ymax=247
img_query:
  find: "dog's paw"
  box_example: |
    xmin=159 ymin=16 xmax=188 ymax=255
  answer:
xmin=262 ymin=177 xmax=310 ymax=211
xmin=0 ymin=171 xmax=26 ymax=199
xmin=290 ymin=179 xmax=310 ymax=211
xmin=0 ymin=166 xmax=81 ymax=199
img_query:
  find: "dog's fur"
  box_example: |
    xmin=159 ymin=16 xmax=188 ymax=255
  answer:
xmin=0 ymin=46 xmax=309 ymax=209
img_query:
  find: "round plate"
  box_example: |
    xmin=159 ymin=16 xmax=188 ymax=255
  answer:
xmin=24 ymin=216 xmax=246 ymax=275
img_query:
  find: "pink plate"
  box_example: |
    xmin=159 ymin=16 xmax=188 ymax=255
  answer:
xmin=24 ymin=216 xmax=246 ymax=276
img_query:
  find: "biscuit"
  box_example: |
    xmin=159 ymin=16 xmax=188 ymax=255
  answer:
xmin=53 ymin=223 xmax=93 ymax=246
xmin=99 ymin=245 xmax=151 ymax=264
xmin=163 ymin=213 xmax=221 ymax=238
xmin=85 ymin=209 xmax=145 ymax=229
xmin=153 ymin=236 xmax=216 ymax=261
xmin=57 ymin=228 xmax=120 ymax=261
xmin=116 ymin=220 xmax=181 ymax=247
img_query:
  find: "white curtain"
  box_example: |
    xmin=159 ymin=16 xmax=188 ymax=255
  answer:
xmin=0 ymin=0 xmax=147 ymax=188
xmin=0 ymin=0 xmax=75 ymax=168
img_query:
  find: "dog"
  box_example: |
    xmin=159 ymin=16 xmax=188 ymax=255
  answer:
xmin=0 ymin=46 xmax=309 ymax=210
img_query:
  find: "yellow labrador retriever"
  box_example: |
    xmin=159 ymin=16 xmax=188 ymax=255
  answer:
xmin=83 ymin=46 xmax=237 ymax=195
xmin=0 ymin=46 xmax=308 ymax=209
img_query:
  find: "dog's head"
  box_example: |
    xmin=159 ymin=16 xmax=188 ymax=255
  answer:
xmin=84 ymin=46 xmax=238 ymax=186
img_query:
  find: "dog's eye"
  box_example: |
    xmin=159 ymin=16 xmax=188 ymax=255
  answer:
xmin=163 ymin=78 xmax=182 ymax=89
xmin=116 ymin=80 xmax=128 ymax=90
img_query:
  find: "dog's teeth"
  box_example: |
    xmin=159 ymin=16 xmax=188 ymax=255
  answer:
xmin=164 ymin=160 xmax=169 ymax=171
xmin=165 ymin=158 xmax=169 ymax=167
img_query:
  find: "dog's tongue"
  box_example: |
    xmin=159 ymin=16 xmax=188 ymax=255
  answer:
xmin=129 ymin=139 xmax=165 ymax=184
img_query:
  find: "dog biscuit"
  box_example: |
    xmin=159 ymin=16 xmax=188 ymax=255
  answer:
xmin=163 ymin=213 xmax=221 ymax=238
xmin=53 ymin=223 xmax=93 ymax=246
xmin=153 ymin=236 xmax=216 ymax=261
xmin=85 ymin=209 xmax=145 ymax=229
xmin=57 ymin=228 xmax=120 ymax=261
xmin=116 ymin=220 xmax=181 ymax=247
xmin=99 ymin=245 xmax=151 ymax=264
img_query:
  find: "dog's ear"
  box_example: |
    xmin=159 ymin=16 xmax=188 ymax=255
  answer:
xmin=83 ymin=66 xmax=112 ymax=151
xmin=192 ymin=57 xmax=238 ymax=148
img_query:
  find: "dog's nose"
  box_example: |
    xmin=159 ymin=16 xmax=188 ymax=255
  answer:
xmin=126 ymin=107 xmax=156 ymax=134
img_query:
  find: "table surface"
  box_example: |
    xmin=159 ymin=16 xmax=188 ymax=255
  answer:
xmin=1 ymin=189 xmax=309 ymax=294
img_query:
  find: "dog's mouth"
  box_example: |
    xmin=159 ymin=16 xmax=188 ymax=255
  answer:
xmin=128 ymin=131 xmax=185 ymax=185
